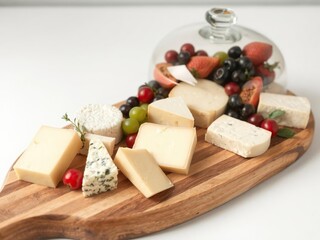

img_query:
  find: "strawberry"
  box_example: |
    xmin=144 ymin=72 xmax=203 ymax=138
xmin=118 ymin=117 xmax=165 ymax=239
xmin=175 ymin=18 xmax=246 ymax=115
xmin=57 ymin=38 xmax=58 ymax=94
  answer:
xmin=243 ymin=42 xmax=272 ymax=66
xmin=255 ymin=62 xmax=279 ymax=85
xmin=187 ymin=56 xmax=219 ymax=78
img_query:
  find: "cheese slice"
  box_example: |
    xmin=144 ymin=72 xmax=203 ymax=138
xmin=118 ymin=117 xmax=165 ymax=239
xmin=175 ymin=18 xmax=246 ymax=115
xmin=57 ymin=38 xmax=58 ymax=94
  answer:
xmin=133 ymin=123 xmax=197 ymax=174
xmin=13 ymin=126 xmax=82 ymax=188
xmin=82 ymin=139 xmax=118 ymax=197
xmin=257 ymin=92 xmax=311 ymax=129
xmin=79 ymin=133 xmax=115 ymax=156
xmin=114 ymin=148 xmax=173 ymax=198
xmin=148 ymin=96 xmax=194 ymax=127
xmin=205 ymin=115 xmax=271 ymax=158
xmin=169 ymin=79 xmax=228 ymax=128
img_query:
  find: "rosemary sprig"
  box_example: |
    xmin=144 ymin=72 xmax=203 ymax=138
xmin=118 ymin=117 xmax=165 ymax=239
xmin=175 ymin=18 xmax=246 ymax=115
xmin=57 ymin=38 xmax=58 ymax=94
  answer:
xmin=62 ymin=113 xmax=86 ymax=148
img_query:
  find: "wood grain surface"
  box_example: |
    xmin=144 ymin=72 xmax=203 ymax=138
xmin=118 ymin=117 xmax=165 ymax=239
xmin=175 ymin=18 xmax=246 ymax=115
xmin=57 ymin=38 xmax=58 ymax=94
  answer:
xmin=0 ymin=103 xmax=315 ymax=240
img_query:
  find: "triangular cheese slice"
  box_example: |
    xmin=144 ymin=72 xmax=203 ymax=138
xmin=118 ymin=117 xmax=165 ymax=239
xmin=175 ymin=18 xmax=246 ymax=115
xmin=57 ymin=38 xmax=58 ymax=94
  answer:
xmin=148 ymin=96 xmax=194 ymax=127
xmin=82 ymin=138 xmax=118 ymax=197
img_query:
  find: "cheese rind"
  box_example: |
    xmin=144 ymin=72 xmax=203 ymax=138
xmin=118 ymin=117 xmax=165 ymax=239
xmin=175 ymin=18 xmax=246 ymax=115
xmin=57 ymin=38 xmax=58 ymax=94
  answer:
xmin=169 ymin=79 xmax=228 ymax=128
xmin=79 ymin=133 xmax=115 ymax=156
xmin=133 ymin=123 xmax=197 ymax=174
xmin=114 ymin=148 xmax=173 ymax=198
xmin=77 ymin=104 xmax=123 ymax=144
xmin=148 ymin=96 xmax=194 ymax=127
xmin=205 ymin=115 xmax=271 ymax=158
xmin=257 ymin=92 xmax=311 ymax=129
xmin=82 ymin=139 xmax=118 ymax=197
xmin=13 ymin=126 xmax=82 ymax=188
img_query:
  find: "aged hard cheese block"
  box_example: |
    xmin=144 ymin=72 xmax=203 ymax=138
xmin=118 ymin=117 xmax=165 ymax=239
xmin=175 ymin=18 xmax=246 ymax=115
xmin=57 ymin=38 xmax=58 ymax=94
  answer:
xmin=169 ymin=79 xmax=228 ymax=128
xmin=77 ymin=104 xmax=123 ymax=144
xmin=13 ymin=126 xmax=82 ymax=188
xmin=205 ymin=115 xmax=271 ymax=158
xmin=82 ymin=139 xmax=118 ymax=197
xmin=79 ymin=133 xmax=115 ymax=156
xmin=114 ymin=148 xmax=173 ymax=198
xmin=258 ymin=92 xmax=311 ymax=129
xmin=148 ymin=96 xmax=194 ymax=127
xmin=133 ymin=123 xmax=197 ymax=174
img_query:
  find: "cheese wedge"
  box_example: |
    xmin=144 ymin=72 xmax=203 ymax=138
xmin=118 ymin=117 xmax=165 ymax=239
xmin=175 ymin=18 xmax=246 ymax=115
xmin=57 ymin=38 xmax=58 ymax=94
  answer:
xmin=257 ymin=92 xmax=311 ymax=129
xmin=114 ymin=148 xmax=173 ymax=198
xmin=148 ymin=96 xmax=194 ymax=127
xmin=133 ymin=123 xmax=197 ymax=174
xmin=169 ymin=79 xmax=228 ymax=128
xmin=79 ymin=133 xmax=115 ymax=156
xmin=205 ymin=115 xmax=271 ymax=158
xmin=13 ymin=126 xmax=82 ymax=188
xmin=82 ymin=139 xmax=118 ymax=197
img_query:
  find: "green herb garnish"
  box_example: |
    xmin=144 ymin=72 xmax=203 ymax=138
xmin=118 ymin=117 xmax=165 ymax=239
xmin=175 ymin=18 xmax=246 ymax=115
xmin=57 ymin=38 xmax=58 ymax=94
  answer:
xmin=62 ymin=113 xmax=86 ymax=148
xmin=277 ymin=128 xmax=295 ymax=138
xmin=269 ymin=110 xmax=285 ymax=119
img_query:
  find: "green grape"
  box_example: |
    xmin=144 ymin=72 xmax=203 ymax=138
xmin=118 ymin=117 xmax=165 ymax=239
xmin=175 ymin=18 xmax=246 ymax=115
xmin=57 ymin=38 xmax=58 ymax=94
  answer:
xmin=213 ymin=51 xmax=228 ymax=66
xmin=122 ymin=118 xmax=140 ymax=135
xmin=129 ymin=106 xmax=147 ymax=123
xmin=140 ymin=103 xmax=149 ymax=112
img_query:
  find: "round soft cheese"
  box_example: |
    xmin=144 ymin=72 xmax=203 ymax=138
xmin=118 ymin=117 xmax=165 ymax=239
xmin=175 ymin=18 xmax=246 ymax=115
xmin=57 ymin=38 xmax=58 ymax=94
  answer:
xmin=77 ymin=104 xmax=123 ymax=144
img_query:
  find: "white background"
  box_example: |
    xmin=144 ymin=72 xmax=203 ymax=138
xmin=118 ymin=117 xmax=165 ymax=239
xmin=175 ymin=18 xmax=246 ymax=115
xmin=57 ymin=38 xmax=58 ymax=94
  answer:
xmin=0 ymin=4 xmax=319 ymax=240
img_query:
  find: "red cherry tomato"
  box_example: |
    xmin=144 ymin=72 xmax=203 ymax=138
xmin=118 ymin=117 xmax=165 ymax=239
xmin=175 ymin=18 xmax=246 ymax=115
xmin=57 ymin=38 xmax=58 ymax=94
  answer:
xmin=138 ymin=86 xmax=154 ymax=103
xmin=260 ymin=119 xmax=279 ymax=137
xmin=126 ymin=133 xmax=138 ymax=148
xmin=62 ymin=168 xmax=83 ymax=190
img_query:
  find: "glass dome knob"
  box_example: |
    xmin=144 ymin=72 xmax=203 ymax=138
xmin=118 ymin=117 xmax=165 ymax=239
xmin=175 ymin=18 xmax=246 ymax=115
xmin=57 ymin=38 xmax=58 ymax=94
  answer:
xmin=199 ymin=8 xmax=241 ymax=43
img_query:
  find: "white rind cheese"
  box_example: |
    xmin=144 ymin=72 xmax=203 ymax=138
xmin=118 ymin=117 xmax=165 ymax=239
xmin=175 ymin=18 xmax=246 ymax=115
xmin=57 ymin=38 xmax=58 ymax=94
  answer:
xmin=114 ymin=148 xmax=173 ymax=198
xmin=133 ymin=123 xmax=197 ymax=174
xmin=79 ymin=133 xmax=115 ymax=156
xmin=257 ymin=92 xmax=311 ymax=129
xmin=77 ymin=104 xmax=123 ymax=144
xmin=82 ymin=139 xmax=118 ymax=197
xmin=148 ymin=96 xmax=194 ymax=127
xmin=205 ymin=115 xmax=271 ymax=158
xmin=169 ymin=79 xmax=228 ymax=128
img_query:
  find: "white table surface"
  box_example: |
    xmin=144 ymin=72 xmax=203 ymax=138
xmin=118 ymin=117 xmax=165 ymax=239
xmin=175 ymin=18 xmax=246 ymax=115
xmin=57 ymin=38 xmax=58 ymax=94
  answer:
xmin=0 ymin=4 xmax=319 ymax=240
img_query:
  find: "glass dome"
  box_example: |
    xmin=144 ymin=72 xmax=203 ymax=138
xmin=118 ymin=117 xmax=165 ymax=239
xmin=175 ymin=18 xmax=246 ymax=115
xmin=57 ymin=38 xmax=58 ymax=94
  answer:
xmin=149 ymin=8 xmax=287 ymax=94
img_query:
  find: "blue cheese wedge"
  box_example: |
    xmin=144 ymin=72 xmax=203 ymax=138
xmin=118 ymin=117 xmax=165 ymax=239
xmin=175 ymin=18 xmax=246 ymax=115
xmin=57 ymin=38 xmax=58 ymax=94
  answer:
xmin=257 ymin=92 xmax=311 ymax=129
xmin=205 ymin=115 xmax=271 ymax=158
xmin=82 ymin=138 xmax=118 ymax=197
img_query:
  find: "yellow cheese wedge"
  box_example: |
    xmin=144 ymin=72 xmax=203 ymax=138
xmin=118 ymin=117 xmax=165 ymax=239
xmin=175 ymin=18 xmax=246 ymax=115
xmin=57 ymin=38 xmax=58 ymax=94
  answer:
xmin=13 ymin=126 xmax=82 ymax=188
xmin=114 ymin=147 xmax=173 ymax=198
xmin=79 ymin=133 xmax=115 ymax=156
xmin=148 ymin=96 xmax=194 ymax=127
xmin=133 ymin=123 xmax=197 ymax=174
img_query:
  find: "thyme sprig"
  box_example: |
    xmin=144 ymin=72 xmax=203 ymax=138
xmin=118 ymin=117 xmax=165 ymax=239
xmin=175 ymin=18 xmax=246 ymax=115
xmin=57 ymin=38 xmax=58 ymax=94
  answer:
xmin=62 ymin=113 xmax=86 ymax=148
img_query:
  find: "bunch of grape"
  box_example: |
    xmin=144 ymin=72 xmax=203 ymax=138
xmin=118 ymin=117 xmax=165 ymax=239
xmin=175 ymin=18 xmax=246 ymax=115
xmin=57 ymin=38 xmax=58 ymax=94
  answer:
xmin=119 ymin=80 xmax=170 ymax=147
xmin=212 ymin=46 xmax=255 ymax=87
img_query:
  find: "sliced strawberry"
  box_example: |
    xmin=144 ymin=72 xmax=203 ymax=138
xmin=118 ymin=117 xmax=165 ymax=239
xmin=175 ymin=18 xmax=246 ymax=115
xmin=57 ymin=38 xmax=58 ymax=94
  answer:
xmin=153 ymin=62 xmax=177 ymax=89
xmin=240 ymin=76 xmax=263 ymax=107
xmin=186 ymin=56 xmax=219 ymax=78
xmin=243 ymin=42 xmax=272 ymax=66
xmin=255 ymin=62 xmax=279 ymax=85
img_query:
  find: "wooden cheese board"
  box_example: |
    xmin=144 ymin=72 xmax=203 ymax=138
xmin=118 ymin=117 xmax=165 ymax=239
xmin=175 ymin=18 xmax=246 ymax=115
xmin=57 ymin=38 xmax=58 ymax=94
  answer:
xmin=0 ymin=99 xmax=315 ymax=240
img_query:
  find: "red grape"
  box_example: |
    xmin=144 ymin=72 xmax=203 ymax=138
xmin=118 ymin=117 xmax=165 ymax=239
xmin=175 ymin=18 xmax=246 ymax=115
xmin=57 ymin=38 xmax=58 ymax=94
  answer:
xmin=224 ymin=82 xmax=240 ymax=96
xmin=247 ymin=113 xmax=264 ymax=127
xmin=126 ymin=133 xmax=138 ymax=148
xmin=138 ymin=87 xmax=154 ymax=103
xmin=195 ymin=50 xmax=208 ymax=56
xmin=180 ymin=43 xmax=195 ymax=56
xmin=165 ymin=50 xmax=178 ymax=63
